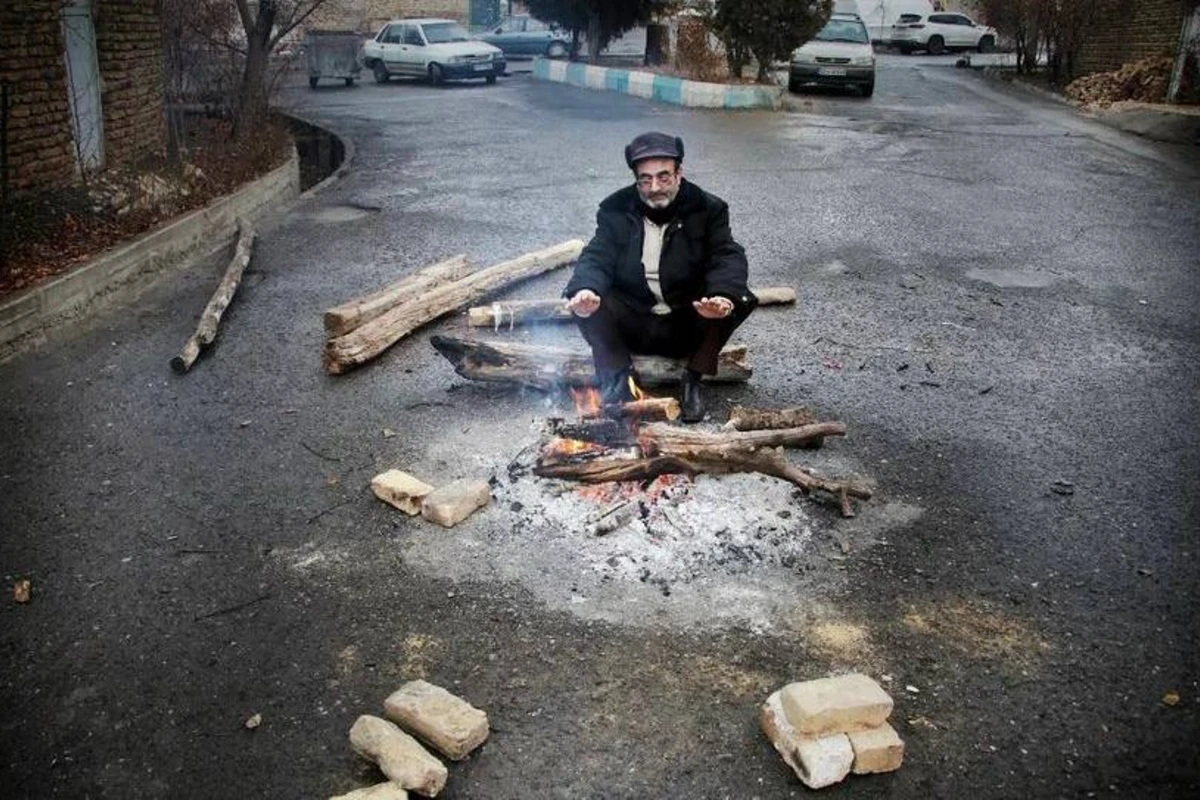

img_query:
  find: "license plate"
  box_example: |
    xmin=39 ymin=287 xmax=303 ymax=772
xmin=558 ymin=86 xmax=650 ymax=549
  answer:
xmin=818 ymin=67 xmax=847 ymax=76
xmin=473 ymin=62 xmax=490 ymax=71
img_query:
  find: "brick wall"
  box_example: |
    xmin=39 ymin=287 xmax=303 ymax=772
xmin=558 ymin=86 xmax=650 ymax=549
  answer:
xmin=0 ymin=2 xmax=76 ymax=194
xmin=1078 ymin=0 xmax=1187 ymax=74
xmin=94 ymin=0 xmax=165 ymax=169
xmin=310 ymin=0 xmax=471 ymax=33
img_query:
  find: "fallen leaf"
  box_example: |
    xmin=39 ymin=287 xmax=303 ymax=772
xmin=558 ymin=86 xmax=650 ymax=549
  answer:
xmin=14 ymin=579 xmax=31 ymax=604
xmin=244 ymin=712 xmax=262 ymax=729
xmin=1161 ymin=691 xmax=1180 ymax=707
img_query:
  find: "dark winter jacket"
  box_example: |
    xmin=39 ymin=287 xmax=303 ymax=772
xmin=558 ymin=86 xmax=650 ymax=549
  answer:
xmin=564 ymin=179 xmax=754 ymax=313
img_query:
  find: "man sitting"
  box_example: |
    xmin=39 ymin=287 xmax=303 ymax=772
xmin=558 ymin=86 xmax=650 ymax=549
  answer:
xmin=564 ymin=131 xmax=757 ymax=423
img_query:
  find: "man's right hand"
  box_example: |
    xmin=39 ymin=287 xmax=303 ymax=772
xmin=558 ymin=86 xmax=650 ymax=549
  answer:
xmin=567 ymin=290 xmax=601 ymax=318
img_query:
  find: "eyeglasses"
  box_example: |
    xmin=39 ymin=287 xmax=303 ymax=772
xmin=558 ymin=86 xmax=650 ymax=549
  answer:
xmin=635 ymin=169 xmax=678 ymax=189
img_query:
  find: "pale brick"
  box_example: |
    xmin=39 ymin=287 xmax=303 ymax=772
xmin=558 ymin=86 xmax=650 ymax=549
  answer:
xmin=383 ymin=680 xmax=489 ymax=761
xmin=780 ymin=673 xmax=893 ymax=735
xmin=329 ymin=782 xmax=409 ymax=800
xmin=759 ymin=691 xmax=853 ymax=789
xmin=848 ymin=721 xmax=905 ymax=774
xmin=371 ymin=470 xmax=435 ymax=515
xmin=348 ymin=715 xmax=446 ymax=797
xmin=420 ymin=479 xmax=490 ymax=528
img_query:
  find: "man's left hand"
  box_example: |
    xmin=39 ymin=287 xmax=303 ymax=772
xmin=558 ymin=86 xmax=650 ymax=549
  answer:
xmin=693 ymin=296 xmax=734 ymax=319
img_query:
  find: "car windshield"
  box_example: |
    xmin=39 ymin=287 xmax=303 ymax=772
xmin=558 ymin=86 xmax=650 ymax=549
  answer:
xmin=422 ymin=22 xmax=470 ymax=43
xmin=814 ymin=19 xmax=869 ymax=44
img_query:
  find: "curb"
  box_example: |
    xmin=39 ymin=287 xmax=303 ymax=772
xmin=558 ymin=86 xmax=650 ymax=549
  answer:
xmin=532 ymin=57 xmax=782 ymax=110
xmin=0 ymin=150 xmax=300 ymax=361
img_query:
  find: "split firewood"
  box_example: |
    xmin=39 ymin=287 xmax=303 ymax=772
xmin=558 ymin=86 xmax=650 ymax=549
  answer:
xmin=641 ymin=421 xmax=844 ymax=451
xmin=548 ymin=417 xmax=630 ymax=447
xmin=323 ymin=239 xmax=583 ymax=375
xmin=589 ymin=397 xmax=681 ymax=422
xmin=324 ymin=254 xmax=472 ymax=337
xmin=724 ymin=406 xmax=817 ymax=431
xmin=171 ymin=219 xmax=255 ymax=374
xmin=429 ymin=336 xmax=751 ymax=390
xmin=466 ymin=285 xmax=797 ymax=328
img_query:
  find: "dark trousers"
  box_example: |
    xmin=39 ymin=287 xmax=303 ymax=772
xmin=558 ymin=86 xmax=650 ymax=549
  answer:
xmin=576 ymin=291 xmax=756 ymax=379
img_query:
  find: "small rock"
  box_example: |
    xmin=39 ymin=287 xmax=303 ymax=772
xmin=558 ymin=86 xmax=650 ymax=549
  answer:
xmin=421 ymin=479 xmax=490 ymax=528
xmin=13 ymin=579 xmax=31 ymax=604
xmin=383 ymin=428 xmax=398 ymax=439
xmin=372 ymin=470 xmax=435 ymax=516
xmin=244 ymin=712 xmax=262 ymax=730
xmin=383 ymin=680 xmax=489 ymax=761
xmin=1161 ymin=691 xmax=1180 ymax=707
xmin=899 ymin=273 xmax=924 ymax=290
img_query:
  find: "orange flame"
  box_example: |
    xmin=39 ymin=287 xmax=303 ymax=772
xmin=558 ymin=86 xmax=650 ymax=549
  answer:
xmin=569 ymin=386 xmax=602 ymax=416
xmin=627 ymin=375 xmax=647 ymax=401
xmin=542 ymin=436 xmax=605 ymax=460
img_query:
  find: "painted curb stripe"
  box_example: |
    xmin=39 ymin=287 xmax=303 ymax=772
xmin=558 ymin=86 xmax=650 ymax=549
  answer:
xmin=531 ymin=59 xmax=779 ymax=110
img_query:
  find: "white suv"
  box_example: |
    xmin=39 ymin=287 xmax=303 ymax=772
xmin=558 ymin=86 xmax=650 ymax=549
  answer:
xmin=891 ymin=12 xmax=997 ymax=55
xmin=362 ymin=18 xmax=505 ymax=85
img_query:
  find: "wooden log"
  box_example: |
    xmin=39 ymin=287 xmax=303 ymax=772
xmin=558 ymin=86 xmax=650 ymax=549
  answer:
xmin=466 ymin=285 xmax=797 ymax=328
xmin=724 ymin=406 xmax=817 ymax=431
xmin=171 ymin=220 xmax=256 ymax=374
xmin=591 ymin=397 xmax=681 ymax=422
xmin=535 ymin=455 xmax=698 ymax=484
xmin=323 ymin=254 xmax=471 ymax=337
xmin=642 ymin=421 xmax=844 ymax=451
xmin=323 ymin=239 xmax=583 ymax=375
xmin=429 ymin=336 xmax=751 ymax=390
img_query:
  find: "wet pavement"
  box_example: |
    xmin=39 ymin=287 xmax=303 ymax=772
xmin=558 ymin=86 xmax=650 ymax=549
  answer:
xmin=2 ymin=56 xmax=1199 ymax=798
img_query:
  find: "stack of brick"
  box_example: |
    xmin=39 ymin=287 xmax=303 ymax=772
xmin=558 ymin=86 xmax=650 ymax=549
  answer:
xmin=335 ymin=680 xmax=490 ymax=799
xmin=0 ymin=4 xmax=76 ymax=194
xmin=760 ymin=673 xmax=904 ymax=789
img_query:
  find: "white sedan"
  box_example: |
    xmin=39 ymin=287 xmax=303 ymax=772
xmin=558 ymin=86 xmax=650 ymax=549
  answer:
xmin=891 ymin=12 xmax=997 ymax=55
xmin=362 ymin=18 xmax=506 ymax=85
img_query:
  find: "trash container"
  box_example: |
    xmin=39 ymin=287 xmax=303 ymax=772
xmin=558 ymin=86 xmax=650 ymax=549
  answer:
xmin=305 ymin=30 xmax=363 ymax=88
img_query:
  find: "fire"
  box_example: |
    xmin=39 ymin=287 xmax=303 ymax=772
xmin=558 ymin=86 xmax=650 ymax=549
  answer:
xmin=627 ymin=375 xmax=648 ymax=401
xmin=542 ymin=436 xmax=605 ymax=460
xmin=569 ymin=386 xmax=602 ymax=416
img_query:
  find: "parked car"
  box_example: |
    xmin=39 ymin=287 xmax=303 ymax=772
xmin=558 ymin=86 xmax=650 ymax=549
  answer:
xmin=789 ymin=12 xmax=876 ymax=97
xmin=477 ymin=14 xmax=569 ymax=58
xmin=362 ymin=18 xmax=505 ymax=85
xmin=890 ymin=12 xmax=997 ymax=55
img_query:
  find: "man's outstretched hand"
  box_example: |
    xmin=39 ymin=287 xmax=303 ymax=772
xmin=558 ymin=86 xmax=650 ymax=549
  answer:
xmin=567 ymin=289 xmax=601 ymax=318
xmin=693 ymin=296 xmax=733 ymax=319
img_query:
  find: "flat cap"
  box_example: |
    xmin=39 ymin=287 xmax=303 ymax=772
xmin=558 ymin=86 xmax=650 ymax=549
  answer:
xmin=624 ymin=131 xmax=685 ymax=169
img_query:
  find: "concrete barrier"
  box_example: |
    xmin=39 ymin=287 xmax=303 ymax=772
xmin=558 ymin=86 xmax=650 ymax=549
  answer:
xmin=0 ymin=148 xmax=300 ymax=361
xmin=533 ymin=58 xmax=782 ymax=110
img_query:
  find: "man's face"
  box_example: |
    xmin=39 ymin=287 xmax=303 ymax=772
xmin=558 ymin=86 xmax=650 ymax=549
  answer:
xmin=634 ymin=157 xmax=682 ymax=209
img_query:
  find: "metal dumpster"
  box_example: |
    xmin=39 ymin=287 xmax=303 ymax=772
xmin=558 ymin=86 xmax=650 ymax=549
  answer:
xmin=305 ymin=30 xmax=362 ymax=88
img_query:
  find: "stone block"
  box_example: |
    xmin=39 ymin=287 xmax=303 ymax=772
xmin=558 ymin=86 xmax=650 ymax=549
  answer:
xmin=371 ymin=470 xmax=434 ymax=515
xmin=383 ymin=680 xmax=489 ymax=761
xmin=780 ymin=673 xmax=893 ymax=735
xmin=848 ymin=721 xmax=905 ymax=774
xmin=329 ymin=782 xmax=408 ymax=800
xmin=760 ymin=691 xmax=853 ymax=789
xmin=348 ymin=715 xmax=446 ymax=798
xmin=420 ymin=479 xmax=490 ymax=528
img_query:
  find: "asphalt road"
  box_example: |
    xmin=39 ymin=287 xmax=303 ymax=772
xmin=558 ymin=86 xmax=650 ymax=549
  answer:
xmin=2 ymin=57 xmax=1198 ymax=798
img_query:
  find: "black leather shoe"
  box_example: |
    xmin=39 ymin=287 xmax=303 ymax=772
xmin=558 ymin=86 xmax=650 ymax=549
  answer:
xmin=680 ymin=373 xmax=704 ymax=423
xmin=599 ymin=368 xmax=635 ymax=405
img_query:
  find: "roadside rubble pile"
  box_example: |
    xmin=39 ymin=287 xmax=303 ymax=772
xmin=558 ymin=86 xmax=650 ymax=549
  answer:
xmin=331 ymin=680 xmax=490 ymax=799
xmin=1065 ymin=55 xmax=1175 ymax=107
xmin=760 ymin=673 xmax=904 ymax=789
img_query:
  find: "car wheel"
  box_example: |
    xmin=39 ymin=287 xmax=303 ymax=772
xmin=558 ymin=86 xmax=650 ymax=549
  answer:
xmin=309 ymin=76 xmax=318 ymax=89
xmin=486 ymin=74 xmax=497 ymax=84
xmin=344 ymin=77 xmax=354 ymax=87
xmin=429 ymin=63 xmax=444 ymax=86
xmin=927 ymin=35 xmax=945 ymax=55
xmin=898 ymin=44 xmax=912 ymax=55
xmin=547 ymin=41 xmax=567 ymax=59
xmin=372 ymin=62 xmax=389 ymax=83
xmin=978 ymin=35 xmax=995 ymax=53
xmin=861 ymin=81 xmax=874 ymax=97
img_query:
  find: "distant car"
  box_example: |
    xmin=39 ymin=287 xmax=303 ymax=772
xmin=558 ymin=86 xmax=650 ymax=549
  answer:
xmin=789 ymin=12 xmax=876 ymax=97
xmin=362 ymin=18 xmax=506 ymax=85
xmin=477 ymin=14 xmax=569 ymax=58
xmin=890 ymin=12 xmax=997 ymax=55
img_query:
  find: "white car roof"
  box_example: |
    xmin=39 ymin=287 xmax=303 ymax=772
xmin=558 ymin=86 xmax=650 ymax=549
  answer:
xmin=385 ymin=18 xmax=458 ymax=26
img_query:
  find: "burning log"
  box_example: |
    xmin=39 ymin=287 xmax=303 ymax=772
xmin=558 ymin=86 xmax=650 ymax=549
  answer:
xmin=592 ymin=397 xmax=681 ymax=423
xmin=323 ymin=239 xmax=583 ymax=375
xmin=171 ymin=219 xmax=256 ymax=374
xmin=323 ymin=254 xmax=472 ymax=337
xmin=429 ymin=336 xmax=751 ymax=390
xmin=549 ymin=418 xmax=631 ymax=447
xmin=641 ymin=421 xmax=843 ymax=451
xmin=466 ymin=286 xmax=798 ymax=328
xmin=724 ymin=406 xmax=817 ymax=431
xmin=535 ymin=454 xmax=698 ymax=484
